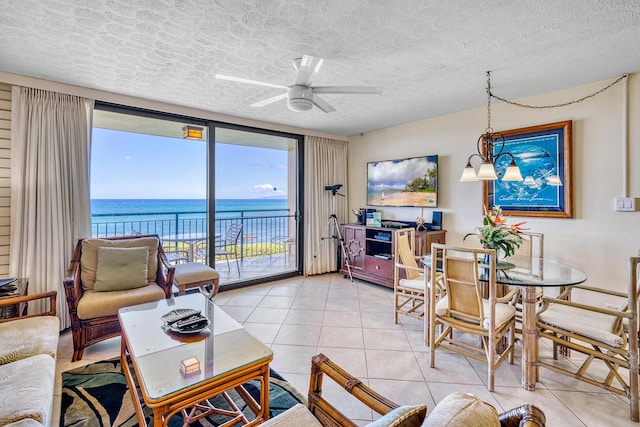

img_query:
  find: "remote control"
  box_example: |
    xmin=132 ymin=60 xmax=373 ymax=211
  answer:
xmin=176 ymin=316 xmax=207 ymax=329
xmin=166 ymin=310 xmax=201 ymax=325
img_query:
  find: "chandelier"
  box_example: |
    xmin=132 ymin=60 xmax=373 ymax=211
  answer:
xmin=460 ymin=72 xmax=523 ymax=182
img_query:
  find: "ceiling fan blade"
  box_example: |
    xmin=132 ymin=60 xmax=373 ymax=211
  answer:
xmin=294 ymin=55 xmax=324 ymax=86
xmin=215 ymin=74 xmax=287 ymax=89
xmin=251 ymin=93 xmax=288 ymax=107
xmin=311 ymin=95 xmax=336 ymax=113
xmin=313 ymin=86 xmax=383 ymax=95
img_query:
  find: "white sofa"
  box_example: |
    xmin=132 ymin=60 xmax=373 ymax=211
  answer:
xmin=0 ymin=291 xmax=59 ymax=427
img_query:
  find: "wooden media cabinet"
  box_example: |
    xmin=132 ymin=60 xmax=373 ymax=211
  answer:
xmin=339 ymin=224 xmax=446 ymax=288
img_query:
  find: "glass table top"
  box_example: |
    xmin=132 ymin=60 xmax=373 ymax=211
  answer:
xmin=118 ymin=293 xmax=272 ymax=400
xmin=424 ymin=254 xmax=587 ymax=288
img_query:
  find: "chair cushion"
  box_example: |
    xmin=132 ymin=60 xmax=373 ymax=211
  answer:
xmin=538 ymin=303 xmax=623 ymax=348
xmin=366 ymin=404 xmax=427 ymax=427
xmin=77 ymin=283 xmax=166 ymax=319
xmin=94 ymin=246 xmax=149 ymax=291
xmin=422 ymin=393 xmax=499 ymax=427
xmin=173 ymin=262 xmax=219 ymax=286
xmin=0 ymin=316 xmax=59 ymax=365
xmin=0 ymin=354 xmax=55 ymax=426
xmin=80 ymin=237 xmax=159 ymax=291
xmin=399 ymin=276 xmax=425 ymax=291
xmin=435 ymin=296 xmax=516 ymax=329
xmin=259 ymin=403 xmax=322 ymax=427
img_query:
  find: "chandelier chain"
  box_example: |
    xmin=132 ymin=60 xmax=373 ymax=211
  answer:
xmin=486 ymin=71 xmax=492 ymax=131
xmin=489 ymin=74 xmax=628 ymax=109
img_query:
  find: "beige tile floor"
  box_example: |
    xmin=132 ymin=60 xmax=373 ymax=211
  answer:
xmin=54 ymin=273 xmax=637 ymax=426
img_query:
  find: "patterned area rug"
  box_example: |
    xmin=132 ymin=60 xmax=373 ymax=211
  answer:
xmin=60 ymin=358 xmax=305 ymax=427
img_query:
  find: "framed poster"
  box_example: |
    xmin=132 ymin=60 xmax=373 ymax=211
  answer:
xmin=483 ymin=120 xmax=573 ymax=218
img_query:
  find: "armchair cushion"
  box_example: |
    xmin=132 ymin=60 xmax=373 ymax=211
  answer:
xmin=0 ymin=316 xmax=59 ymax=365
xmin=538 ymin=303 xmax=622 ymax=347
xmin=94 ymin=246 xmax=149 ymax=291
xmin=77 ymin=284 xmax=167 ymax=319
xmin=367 ymin=404 xmax=427 ymax=427
xmin=421 ymin=393 xmax=499 ymax=427
xmin=80 ymin=237 xmax=159 ymax=291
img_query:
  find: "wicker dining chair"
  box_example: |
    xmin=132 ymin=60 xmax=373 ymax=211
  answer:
xmin=393 ymin=229 xmax=444 ymax=327
xmin=429 ymin=244 xmax=520 ymax=392
xmin=537 ymin=256 xmax=640 ymax=422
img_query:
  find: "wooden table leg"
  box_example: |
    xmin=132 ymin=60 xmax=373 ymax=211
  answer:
xmin=522 ymin=286 xmax=538 ymax=390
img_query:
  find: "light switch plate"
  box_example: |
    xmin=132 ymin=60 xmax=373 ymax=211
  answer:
xmin=615 ymin=197 xmax=635 ymax=212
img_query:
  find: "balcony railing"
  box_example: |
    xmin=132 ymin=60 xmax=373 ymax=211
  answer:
xmin=91 ymin=208 xmax=295 ymax=260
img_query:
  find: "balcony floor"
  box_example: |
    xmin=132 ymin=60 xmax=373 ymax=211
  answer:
xmin=211 ymin=252 xmax=300 ymax=285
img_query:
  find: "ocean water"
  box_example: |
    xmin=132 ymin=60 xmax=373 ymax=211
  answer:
xmin=91 ymin=198 xmax=290 ymax=241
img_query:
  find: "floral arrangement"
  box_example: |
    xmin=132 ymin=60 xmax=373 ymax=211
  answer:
xmin=464 ymin=206 xmax=526 ymax=257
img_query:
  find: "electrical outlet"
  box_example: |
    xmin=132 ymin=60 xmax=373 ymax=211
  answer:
xmin=604 ymin=303 xmax=622 ymax=311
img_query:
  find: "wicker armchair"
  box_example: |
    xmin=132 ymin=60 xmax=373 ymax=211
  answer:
xmin=63 ymin=234 xmax=174 ymax=361
xmin=428 ymin=244 xmax=520 ymax=392
xmin=537 ymin=256 xmax=639 ymax=421
xmin=262 ymin=353 xmax=546 ymax=426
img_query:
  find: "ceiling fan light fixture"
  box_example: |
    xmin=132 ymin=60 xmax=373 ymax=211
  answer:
xmin=288 ymin=98 xmax=313 ymax=112
xmin=287 ymin=86 xmax=314 ymax=112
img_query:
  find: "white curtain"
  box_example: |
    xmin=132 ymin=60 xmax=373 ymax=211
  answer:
xmin=304 ymin=136 xmax=348 ymax=275
xmin=11 ymin=87 xmax=93 ymax=330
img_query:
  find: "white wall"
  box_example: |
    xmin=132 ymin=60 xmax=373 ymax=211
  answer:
xmin=347 ymin=74 xmax=639 ymax=295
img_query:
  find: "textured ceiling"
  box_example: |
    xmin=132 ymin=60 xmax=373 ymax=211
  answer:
xmin=1 ymin=0 xmax=639 ymax=136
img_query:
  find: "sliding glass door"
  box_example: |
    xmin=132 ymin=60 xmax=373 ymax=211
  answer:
xmin=205 ymin=125 xmax=302 ymax=287
xmin=91 ymin=105 xmax=303 ymax=288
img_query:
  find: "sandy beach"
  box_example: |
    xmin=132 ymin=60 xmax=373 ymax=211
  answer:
xmin=369 ymin=191 xmax=437 ymax=207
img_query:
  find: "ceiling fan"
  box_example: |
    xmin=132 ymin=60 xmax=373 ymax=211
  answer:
xmin=215 ymin=55 xmax=382 ymax=113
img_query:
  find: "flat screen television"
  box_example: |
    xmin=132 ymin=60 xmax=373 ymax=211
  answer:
xmin=366 ymin=155 xmax=438 ymax=207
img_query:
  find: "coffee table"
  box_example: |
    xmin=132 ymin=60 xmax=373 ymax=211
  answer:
xmin=118 ymin=293 xmax=273 ymax=427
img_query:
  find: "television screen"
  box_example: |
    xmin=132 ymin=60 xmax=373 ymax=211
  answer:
xmin=367 ymin=155 xmax=438 ymax=207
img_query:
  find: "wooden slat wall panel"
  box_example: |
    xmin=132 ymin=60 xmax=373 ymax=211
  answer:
xmin=0 ymin=83 xmax=10 ymax=276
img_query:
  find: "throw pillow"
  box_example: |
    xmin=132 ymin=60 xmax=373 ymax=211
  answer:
xmin=94 ymin=246 xmax=149 ymax=291
xmin=366 ymin=405 xmax=427 ymax=427
xmin=421 ymin=393 xmax=500 ymax=427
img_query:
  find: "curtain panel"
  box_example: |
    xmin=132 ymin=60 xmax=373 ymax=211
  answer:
xmin=304 ymin=136 xmax=348 ymax=275
xmin=11 ymin=87 xmax=93 ymax=329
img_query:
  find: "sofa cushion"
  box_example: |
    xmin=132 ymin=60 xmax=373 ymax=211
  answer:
xmin=422 ymin=393 xmax=499 ymax=427
xmin=259 ymin=403 xmax=322 ymax=427
xmin=0 ymin=354 xmax=55 ymax=426
xmin=0 ymin=316 xmax=59 ymax=365
xmin=77 ymin=283 xmax=166 ymax=319
xmin=94 ymin=246 xmax=149 ymax=292
xmin=4 ymin=418 xmax=43 ymax=427
xmin=367 ymin=405 xmax=427 ymax=427
xmin=80 ymin=237 xmax=159 ymax=291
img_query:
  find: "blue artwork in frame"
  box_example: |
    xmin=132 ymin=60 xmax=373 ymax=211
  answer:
xmin=483 ymin=121 xmax=573 ymax=218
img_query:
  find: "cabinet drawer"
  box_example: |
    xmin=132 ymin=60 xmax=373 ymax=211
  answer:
xmin=365 ymin=256 xmax=393 ymax=278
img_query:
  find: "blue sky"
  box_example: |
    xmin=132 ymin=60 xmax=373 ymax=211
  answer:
xmin=91 ymin=128 xmax=289 ymax=199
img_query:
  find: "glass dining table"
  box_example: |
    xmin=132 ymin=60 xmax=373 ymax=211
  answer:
xmin=424 ymin=254 xmax=587 ymax=390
